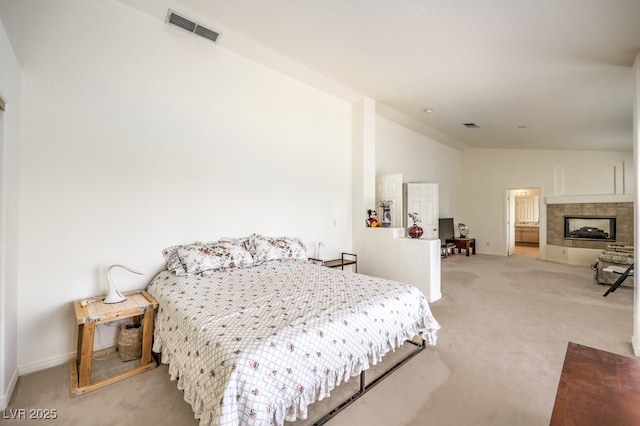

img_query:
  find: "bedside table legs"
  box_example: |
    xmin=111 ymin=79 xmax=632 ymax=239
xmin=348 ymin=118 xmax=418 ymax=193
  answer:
xmin=77 ymin=322 xmax=95 ymax=387
xmin=71 ymin=310 xmax=157 ymax=396
xmin=140 ymin=308 xmax=154 ymax=365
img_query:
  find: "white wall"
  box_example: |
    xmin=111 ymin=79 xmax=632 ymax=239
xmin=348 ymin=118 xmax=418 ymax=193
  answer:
xmin=0 ymin=17 xmax=21 ymax=410
xmin=376 ymin=116 xmax=464 ymax=218
xmin=2 ymin=0 xmax=636 ymax=382
xmin=2 ymin=0 xmax=353 ymax=372
xmin=460 ymin=149 xmax=634 ymax=257
xmin=352 ymin=101 xmax=441 ymax=303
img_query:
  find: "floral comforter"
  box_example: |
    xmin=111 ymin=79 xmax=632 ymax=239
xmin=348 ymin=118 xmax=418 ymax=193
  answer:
xmin=146 ymin=260 xmax=440 ymax=426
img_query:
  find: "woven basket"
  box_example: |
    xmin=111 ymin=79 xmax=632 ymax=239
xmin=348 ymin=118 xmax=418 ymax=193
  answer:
xmin=118 ymin=323 xmax=142 ymax=362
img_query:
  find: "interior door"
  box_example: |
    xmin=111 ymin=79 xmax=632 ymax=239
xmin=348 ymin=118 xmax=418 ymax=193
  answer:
xmin=405 ymin=183 xmax=439 ymax=239
xmin=376 ymin=174 xmax=403 ymax=227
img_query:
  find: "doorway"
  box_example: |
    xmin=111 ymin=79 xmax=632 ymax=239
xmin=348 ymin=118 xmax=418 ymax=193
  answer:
xmin=506 ymin=188 xmax=540 ymax=258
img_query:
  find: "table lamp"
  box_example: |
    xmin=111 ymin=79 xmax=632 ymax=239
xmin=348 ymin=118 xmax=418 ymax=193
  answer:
xmin=104 ymin=264 xmax=143 ymax=304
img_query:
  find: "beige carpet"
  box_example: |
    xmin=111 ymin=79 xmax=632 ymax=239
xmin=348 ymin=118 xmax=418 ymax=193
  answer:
xmin=4 ymin=252 xmax=634 ymax=425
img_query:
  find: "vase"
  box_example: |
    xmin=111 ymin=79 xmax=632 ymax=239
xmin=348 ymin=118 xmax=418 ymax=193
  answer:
xmin=382 ymin=207 xmax=392 ymax=228
xmin=408 ymin=225 xmax=423 ymax=238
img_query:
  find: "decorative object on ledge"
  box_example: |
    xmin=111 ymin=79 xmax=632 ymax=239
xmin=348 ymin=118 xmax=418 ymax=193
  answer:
xmin=408 ymin=212 xmax=424 ymax=239
xmin=366 ymin=209 xmax=378 ymax=227
xmin=458 ymin=223 xmax=469 ymax=238
xmin=378 ymin=199 xmax=393 ymax=227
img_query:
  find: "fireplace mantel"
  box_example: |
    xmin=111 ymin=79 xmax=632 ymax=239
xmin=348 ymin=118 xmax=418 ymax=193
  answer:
xmin=546 ymin=194 xmax=633 ymax=205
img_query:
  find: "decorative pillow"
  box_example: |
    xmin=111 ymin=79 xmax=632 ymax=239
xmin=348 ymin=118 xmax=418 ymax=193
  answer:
xmin=177 ymin=242 xmax=254 ymax=275
xmin=248 ymin=234 xmax=308 ymax=264
xmin=162 ymin=243 xmax=203 ymax=275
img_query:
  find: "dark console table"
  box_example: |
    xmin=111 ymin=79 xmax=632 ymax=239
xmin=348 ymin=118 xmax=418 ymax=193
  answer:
xmin=446 ymin=238 xmax=476 ymax=256
xmin=550 ymin=342 xmax=640 ymax=425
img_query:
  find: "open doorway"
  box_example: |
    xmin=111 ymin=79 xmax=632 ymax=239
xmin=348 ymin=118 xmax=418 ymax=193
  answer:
xmin=506 ymin=188 xmax=540 ymax=258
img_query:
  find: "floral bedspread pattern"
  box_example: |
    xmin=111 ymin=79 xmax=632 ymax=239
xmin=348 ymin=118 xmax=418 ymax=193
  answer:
xmin=147 ymin=261 xmax=440 ymax=426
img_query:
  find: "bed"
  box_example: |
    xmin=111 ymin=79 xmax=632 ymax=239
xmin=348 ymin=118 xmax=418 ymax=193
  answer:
xmin=147 ymin=234 xmax=440 ymax=426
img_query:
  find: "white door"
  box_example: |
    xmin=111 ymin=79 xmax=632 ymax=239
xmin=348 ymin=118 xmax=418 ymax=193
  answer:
xmin=376 ymin=174 xmax=403 ymax=227
xmin=405 ymin=183 xmax=439 ymax=239
xmin=515 ymin=196 xmax=534 ymax=222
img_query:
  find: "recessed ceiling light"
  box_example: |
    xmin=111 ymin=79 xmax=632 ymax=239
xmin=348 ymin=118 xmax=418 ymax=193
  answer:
xmin=423 ymin=108 xmax=433 ymax=113
xmin=517 ymin=125 xmax=527 ymax=129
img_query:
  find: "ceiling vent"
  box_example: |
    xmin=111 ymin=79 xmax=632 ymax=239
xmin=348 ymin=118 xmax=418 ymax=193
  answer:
xmin=166 ymin=9 xmax=220 ymax=43
xmin=463 ymin=123 xmax=479 ymax=128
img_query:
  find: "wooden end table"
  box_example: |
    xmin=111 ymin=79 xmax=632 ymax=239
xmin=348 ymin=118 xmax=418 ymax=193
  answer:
xmin=448 ymin=238 xmax=476 ymax=256
xmin=70 ymin=290 xmax=158 ymax=396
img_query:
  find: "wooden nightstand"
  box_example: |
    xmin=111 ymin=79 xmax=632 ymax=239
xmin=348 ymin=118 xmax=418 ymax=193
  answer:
xmin=70 ymin=290 xmax=158 ymax=396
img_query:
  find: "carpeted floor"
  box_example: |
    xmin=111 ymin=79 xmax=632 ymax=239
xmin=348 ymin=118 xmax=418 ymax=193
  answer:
xmin=4 ymin=252 xmax=634 ymax=425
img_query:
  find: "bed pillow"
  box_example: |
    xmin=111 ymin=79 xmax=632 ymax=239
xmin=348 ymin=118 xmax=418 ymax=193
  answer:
xmin=218 ymin=236 xmax=251 ymax=250
xmin=247 ymin=233 xmax=308 ymax=264
xmin=162 ymin=243 xmax=204 ymax=276
xmin=176 ymin=241 xmax=254 ymax=275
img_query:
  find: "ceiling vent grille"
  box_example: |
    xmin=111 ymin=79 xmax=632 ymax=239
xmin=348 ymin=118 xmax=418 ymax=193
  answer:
xmin=166 ymin=10 xmax=220 ymax=43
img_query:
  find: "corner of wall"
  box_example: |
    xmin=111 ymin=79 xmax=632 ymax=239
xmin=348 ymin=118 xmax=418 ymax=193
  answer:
xmin=0 ymin=15 xmax=22 ymax=413
xmin=0 ymin=366 xmax=18 ymax=410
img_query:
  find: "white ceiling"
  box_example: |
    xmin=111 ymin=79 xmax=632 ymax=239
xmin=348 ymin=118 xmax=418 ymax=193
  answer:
xmin=25 ymin=1 xmax=640 ymax=151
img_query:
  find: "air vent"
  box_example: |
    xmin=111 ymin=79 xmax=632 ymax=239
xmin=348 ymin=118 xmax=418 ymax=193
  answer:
xmin=463 ymin=123 xmax=479 ymax=128
xmin=166 ymin=10 xmax=220 ymax=43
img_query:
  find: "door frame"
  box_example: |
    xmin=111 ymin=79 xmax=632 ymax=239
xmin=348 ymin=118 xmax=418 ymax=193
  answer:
xmin=505 ymin=189 xmax=516 ymax=256
xmin=505 ymin=186 xmax=542 ymax=257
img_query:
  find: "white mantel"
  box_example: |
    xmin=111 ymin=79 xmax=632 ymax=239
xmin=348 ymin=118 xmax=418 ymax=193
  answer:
xmin=546 ymin=194 xmax=634 ymax=204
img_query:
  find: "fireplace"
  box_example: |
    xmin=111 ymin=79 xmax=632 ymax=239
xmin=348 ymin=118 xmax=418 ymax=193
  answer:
xmin=547 ymin=202 xmax=632 ymax=249
xmin=564 ymin=217 xmax=616 ymax=241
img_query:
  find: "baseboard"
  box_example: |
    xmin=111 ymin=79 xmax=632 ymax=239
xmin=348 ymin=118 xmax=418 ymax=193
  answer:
xmin=18 ymin=335 xmax=120 ymax=376
xmin=0 ymin=367 xmax=19 ymax=410
xmin=18 ymin=351 xmax=75 ymax=376
xmin=633 ymin=334 xmax=640 ymax=357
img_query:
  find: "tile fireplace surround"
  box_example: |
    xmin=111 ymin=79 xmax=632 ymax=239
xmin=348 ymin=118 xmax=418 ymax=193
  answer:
xmin=547 ymin=202 xmax=634 ymax=249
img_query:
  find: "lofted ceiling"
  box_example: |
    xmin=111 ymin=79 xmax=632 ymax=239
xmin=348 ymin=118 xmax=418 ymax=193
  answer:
xmin=11 ymin=0 xmax=640 ymax=151
xmin=114 ymin=0 xmax=640 ymax=151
